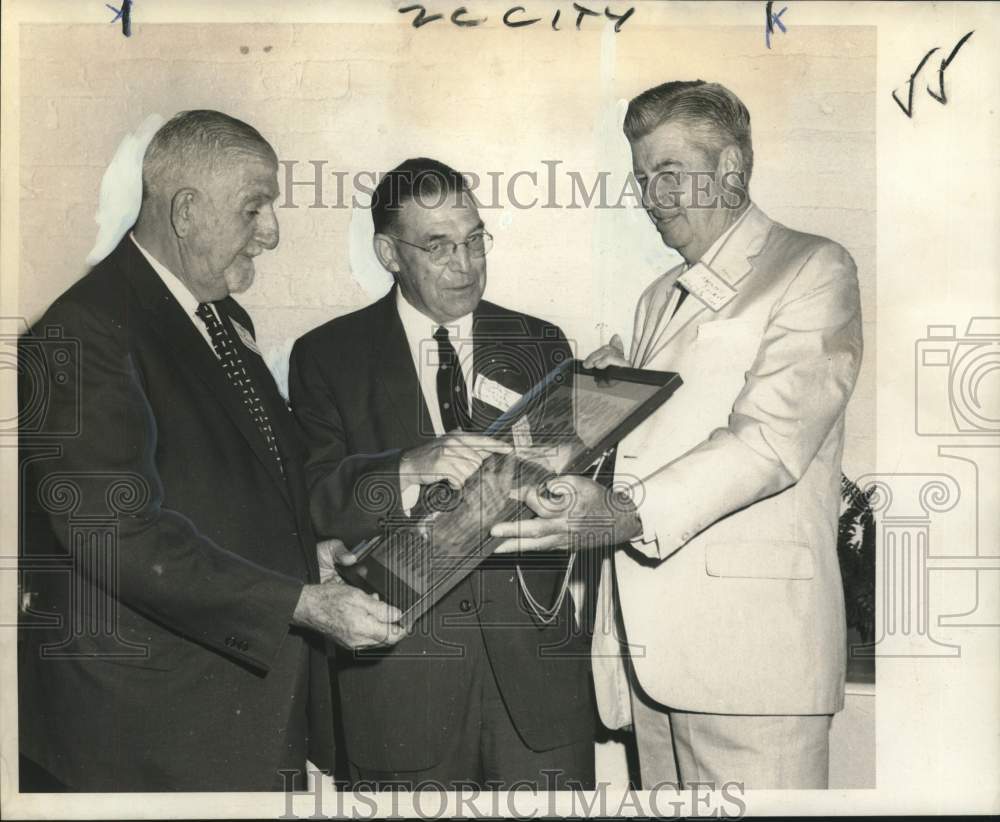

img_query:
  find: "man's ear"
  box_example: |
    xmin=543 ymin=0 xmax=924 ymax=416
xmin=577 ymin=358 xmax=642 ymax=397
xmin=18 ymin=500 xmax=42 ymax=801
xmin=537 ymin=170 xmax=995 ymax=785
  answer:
xmin=170 ymin=189 xmax=197 ymax=238
xmin=718 ymin=144 xmax=743 ymax=179
xmin=373 ymin=233 xmax=401 ymax=275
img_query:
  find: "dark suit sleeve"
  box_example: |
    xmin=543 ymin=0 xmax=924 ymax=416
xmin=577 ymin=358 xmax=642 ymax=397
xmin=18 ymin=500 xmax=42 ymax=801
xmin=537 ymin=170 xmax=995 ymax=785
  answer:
xmin=24 ymin=299 xmax=304 ymax=673
xmin=288 ymin=336 xmax=405 ymax=546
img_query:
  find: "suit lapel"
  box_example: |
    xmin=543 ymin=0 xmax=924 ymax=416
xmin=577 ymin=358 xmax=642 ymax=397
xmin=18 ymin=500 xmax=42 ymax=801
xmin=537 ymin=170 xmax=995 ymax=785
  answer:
xmin=470 ymin=303 xmax=534 ymax=431
xmin=118 ymin=238 xmax=292 ymax=508
xmin=471 ymin=305 xmax=495 ymax=431
xmin=374 ymin=289 xmax=436 ymax=445
xmin=640 ymin=278 xmax=707 ymax=366
xmin=641 ymin=205 xmax=772 ymax=366
xmin=632 ymin=266 xmax=698 ymax=367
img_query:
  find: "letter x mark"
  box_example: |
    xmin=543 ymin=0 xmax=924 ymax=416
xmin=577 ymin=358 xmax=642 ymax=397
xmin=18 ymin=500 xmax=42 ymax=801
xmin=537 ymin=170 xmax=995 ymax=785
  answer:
xmin=106 ymin=0 xmax=133 ymax=37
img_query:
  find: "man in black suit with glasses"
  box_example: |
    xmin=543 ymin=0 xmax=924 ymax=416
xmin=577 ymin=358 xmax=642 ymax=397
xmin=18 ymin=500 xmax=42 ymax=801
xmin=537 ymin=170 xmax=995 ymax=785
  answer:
xmin=289 ymin=158 xmax=597 ymax=790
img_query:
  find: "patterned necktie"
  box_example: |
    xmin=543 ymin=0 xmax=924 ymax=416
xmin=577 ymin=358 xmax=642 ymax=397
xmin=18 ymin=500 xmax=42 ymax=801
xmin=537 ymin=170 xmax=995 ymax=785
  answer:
xmin=434 ymin=325 xmax=471 ymax=432
xmin=195 ymin=303 xmax=284 ymax=473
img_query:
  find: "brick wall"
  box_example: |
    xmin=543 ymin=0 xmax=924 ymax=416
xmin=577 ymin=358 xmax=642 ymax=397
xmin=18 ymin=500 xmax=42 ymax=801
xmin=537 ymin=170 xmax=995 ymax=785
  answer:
xmin=19 ymin=22 xmax=875 ymax=474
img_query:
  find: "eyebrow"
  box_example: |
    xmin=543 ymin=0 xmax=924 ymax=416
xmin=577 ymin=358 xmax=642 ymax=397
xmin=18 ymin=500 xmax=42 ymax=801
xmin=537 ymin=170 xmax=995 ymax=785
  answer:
xmin=649 ymin=159 xmax=681 ymax=173
xmin=421 ymin=221 xmax=486 ymax=242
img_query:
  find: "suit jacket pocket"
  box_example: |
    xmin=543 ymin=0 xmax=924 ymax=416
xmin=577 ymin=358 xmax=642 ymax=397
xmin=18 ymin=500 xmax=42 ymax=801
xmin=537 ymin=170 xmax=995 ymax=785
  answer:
xmin=705 ymin=540 xmax=816 ymax=580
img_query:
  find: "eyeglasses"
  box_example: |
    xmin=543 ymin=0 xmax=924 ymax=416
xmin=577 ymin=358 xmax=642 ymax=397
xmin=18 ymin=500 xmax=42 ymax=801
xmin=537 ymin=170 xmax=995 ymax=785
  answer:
xmin=390 ymin=231 xmax=494 ymax=266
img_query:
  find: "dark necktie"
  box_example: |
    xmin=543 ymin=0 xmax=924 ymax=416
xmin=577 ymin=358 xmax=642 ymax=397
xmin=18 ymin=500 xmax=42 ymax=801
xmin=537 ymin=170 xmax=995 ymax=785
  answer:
xmin=195 ymin=303 xmax=284 ymax=473
xmin=670 ymin=282 xmax=690 ymax=320
xmin=434 ymin=325 xmax=471 ymax=432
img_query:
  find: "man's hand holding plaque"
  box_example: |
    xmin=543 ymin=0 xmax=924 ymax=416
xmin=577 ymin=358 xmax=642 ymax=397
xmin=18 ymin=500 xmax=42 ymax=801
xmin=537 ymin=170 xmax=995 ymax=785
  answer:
xmin=338 ymin=358 xmax=682 ymax=627
xmin=582 ymin=333 xmax=630 ymax=370
xmin=296 ymin=538 xmax=407 ymax=650
xmin=400 ymin=432 xmax=513 ymax=491
xmin=491 ymin=474 xmax=643 ymax=554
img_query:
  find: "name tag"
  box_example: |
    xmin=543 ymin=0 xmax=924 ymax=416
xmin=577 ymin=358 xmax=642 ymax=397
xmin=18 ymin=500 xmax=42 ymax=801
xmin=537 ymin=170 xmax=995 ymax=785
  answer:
xmin=473 ymin=374 xmax=522 ymax=413
xmin=677 ymin=262 xmax=737 ymax=312
xmin=231 ymin=319 xmax=263 ymax=357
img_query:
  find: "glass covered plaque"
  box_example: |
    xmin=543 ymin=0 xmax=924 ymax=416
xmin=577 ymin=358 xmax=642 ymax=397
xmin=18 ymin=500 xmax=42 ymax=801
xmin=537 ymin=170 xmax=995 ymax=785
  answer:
xmin=339 ymin=360 xmax=682 ymax=629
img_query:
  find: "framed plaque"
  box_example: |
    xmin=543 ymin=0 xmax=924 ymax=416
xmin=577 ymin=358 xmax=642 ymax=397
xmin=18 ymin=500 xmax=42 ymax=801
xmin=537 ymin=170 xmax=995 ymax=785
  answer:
xmin=339 ymin=360 xmax=682 ymax=629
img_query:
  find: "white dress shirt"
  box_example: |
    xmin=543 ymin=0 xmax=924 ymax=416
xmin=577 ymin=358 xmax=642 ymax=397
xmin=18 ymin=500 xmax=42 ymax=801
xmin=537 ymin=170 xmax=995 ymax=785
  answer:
xmin=395 ymin=288 xmax=475 ymax=509
xmin=395 ymin=287 xmax=474 ymax=437
xmin=130 ymin=233 xmax=219 ymax=356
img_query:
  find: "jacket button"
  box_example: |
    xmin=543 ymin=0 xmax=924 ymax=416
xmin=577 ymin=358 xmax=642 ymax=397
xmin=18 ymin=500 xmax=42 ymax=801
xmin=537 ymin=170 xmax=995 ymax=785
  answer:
xmin=459 ymin=599 xmax=472 ymax=613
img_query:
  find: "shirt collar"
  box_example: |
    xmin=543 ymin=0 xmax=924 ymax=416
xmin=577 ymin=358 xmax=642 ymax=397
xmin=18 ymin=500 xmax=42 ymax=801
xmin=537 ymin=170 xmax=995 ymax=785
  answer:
xmin=395 ymin=286 xmax=474 ymax=352
xmin=699 ymin=203 xmax=753 ymax=268
xmin=129 ymin=232 xmax=202 ymax=318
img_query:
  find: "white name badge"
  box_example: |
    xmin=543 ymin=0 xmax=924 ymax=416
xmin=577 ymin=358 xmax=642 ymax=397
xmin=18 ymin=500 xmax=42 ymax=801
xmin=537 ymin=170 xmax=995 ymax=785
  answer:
xmin=677 ymin=262 xmax=738 ymax=312
xmin=473 ymin=373 xmax=523 ymax=413
xmin=231 ymin=319 xmax=263 ymax=357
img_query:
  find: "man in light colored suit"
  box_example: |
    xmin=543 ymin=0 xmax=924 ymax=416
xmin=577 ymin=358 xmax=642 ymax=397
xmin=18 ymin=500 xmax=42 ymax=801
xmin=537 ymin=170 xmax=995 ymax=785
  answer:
xmin=492 ymin=80 xmax=863 ymax=788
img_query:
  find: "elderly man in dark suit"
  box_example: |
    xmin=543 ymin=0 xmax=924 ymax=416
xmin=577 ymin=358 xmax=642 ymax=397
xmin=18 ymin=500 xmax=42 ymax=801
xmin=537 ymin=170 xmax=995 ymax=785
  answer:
xmin=288 ymin=158 xmax=596 ymax=790
xmin=17 ymin=109 xmax=403 ymax=792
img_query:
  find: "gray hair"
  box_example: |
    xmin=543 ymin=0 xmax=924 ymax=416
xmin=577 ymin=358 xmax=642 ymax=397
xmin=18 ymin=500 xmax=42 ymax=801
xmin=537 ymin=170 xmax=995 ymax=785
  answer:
xmin=624 ymin=80 xmax=754 ymax=183
xmin=141 ymin=109 xmax=276 ymax=202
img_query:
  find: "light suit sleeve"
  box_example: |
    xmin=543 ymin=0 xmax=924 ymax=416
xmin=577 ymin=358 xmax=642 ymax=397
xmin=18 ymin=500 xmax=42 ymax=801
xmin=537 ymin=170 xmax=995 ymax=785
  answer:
xmin=629 ymin=240 xmax=863 ymax=561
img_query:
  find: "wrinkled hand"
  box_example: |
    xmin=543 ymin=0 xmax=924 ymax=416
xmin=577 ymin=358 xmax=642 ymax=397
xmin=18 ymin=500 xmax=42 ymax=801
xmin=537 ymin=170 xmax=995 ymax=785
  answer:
xmin=491 ymin=474 xmax=642 ymax=553
xmin=293 ymin=580 xmax=406 ymax=650
xmin=583 ymin=334 xmax=630 ymax=370
xmin=400 ymin=431 xmax=512 ymax=490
